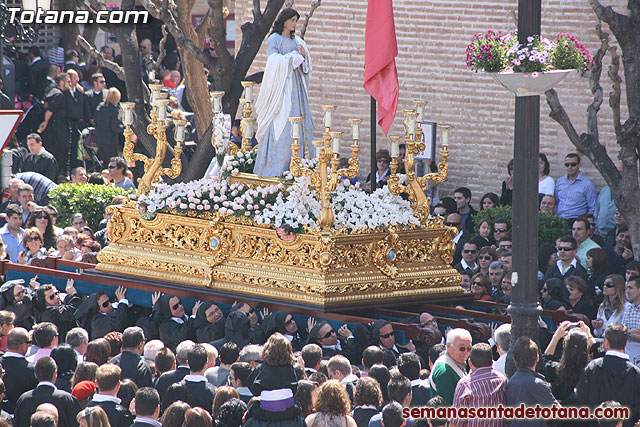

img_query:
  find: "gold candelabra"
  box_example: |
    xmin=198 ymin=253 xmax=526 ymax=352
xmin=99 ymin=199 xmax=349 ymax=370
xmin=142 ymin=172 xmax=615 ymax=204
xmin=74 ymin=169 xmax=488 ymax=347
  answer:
xmin=289 ymin=108 xmax=361 ymax=232
xmin=122 ymin=84 xmax=185 ymax=196
xmin=388 ymin=103 xmax=450 ymax=224
xmin=211 ymin=82 xmax=257 ymax=158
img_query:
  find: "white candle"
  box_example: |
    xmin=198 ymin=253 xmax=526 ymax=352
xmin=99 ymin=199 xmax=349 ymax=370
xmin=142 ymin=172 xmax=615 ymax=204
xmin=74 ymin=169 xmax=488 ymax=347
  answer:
xmin=332 ymin=136 xmax=340 ymax=154
xmin=174 ymin=120 xmax=186 ymax=142
xmin=245 ymin=120 xmax=254 ymax=139
xmin=213 ymin=97 xmax=221 ymax=114
xmin=352 ymin=123 xmax=359 ymax=140
xmin=245 ymin=86 xmax=252 ymax=103
xmin=443 ymin=129 xmax=449 ymax=147
xmin=408 ymin=116 xmax=416 ymax=135
xmin=324 ymin=111 xmax=332 ymax=128
xmin=391 ymin=140 xmax=399 ymax=158
xmin=156 ymin=100 xmax=168 ymax=121
xmin=291 ymin=120 xmax=300 ymax=139
xmin=417 ymin=105 xmax=424 ymax=122
xmin=122 ymin=103 xmax=134 ymax=126
xmin=316 ymin=145 xmax=321 ymax=160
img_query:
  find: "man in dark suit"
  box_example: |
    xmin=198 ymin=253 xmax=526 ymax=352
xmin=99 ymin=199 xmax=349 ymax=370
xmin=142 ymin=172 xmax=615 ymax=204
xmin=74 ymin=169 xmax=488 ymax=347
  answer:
xmin=130 ymin=387 xmax=161 ymax=427
xmin=0 ymin=78 xmax=12 ymax=109
xmin=86 ymin=364 xmax=134 ymax=426
xmin=0 ymin=328 xmax=38 ymax=413
xmin=14 ymin=356 xmax=82 ymax=427
xmin=39 ymin=72 xmax=70 ymax=179
xmin=27 ymin=46 xmax=51 ymax=100
xmin=164 ymin=344 xmax=217 ymax=411
xmin=65 ymin=69 xmax=91 ymax=172
xmin=575 ymin=322 xmax=640 ymax=427
xmin=398 ymin=352 xmax=430 ymax=406
xmin=445 ymin=213 xmax=468 ymax=267
xmin=108 ymin=326 xmax=152 ymax=388
xmin=21 ymin=133 xmax=58 ymax=182
xmin=154 ymin=340 xmax=193 ymax=401
xmin=85 ymin=73 xmax=107 ymax=120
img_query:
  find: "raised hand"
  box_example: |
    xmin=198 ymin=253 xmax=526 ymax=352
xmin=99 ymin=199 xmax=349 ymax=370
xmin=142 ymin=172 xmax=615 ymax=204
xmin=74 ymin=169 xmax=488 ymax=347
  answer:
xmin=192 ymin=300 xmax=202 ymax=315
xmin=338 ymin=324 xmax=352 ymax=340
xmin=115 ymin=286 xmax=126 ymax=301
xmin=65 ymin=278 xmax=77 ymax=296
xmin=307 ymin=317 xmax=316 ymax=333
xmin=152 ymin=292 xmax=162 ymax=306
xmin=261 ymin=307 xmax=270 ymax=320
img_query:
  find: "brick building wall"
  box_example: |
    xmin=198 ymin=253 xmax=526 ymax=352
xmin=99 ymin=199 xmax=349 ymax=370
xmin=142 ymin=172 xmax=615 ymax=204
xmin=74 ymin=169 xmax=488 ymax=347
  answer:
xmin=236 ymin=0 xmax=628 ymax=205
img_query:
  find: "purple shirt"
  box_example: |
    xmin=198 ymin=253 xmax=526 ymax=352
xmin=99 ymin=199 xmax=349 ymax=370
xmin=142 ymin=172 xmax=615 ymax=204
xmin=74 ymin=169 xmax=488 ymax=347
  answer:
xmin=451 ymin=366 xmax=508 ymax=427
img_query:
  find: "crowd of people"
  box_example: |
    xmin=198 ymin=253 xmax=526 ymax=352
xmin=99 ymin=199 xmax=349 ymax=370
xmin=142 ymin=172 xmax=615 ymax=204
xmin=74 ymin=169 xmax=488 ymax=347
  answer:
xmin=0 ymin=16 xmax=638 ymax=427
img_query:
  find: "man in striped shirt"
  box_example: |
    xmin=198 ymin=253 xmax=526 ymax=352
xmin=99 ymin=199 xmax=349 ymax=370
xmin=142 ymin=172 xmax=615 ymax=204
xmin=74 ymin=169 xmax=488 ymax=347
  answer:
xmin=450 ymin=343 xmax=507 ymax=427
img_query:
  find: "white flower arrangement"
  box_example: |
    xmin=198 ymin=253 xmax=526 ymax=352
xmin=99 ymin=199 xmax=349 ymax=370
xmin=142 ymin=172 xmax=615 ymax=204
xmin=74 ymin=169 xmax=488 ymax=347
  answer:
xmin=140 ymin=174 xmax=419 ymax=234
xmin=221 ymin=150 xmax=258 ymax=179
xmin=139 ymin=175 xmax=281 ymax=218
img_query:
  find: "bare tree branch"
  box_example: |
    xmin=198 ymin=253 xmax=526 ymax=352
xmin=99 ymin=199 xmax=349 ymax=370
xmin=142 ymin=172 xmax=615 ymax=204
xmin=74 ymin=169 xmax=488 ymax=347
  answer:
xmin=195 ymin=9 xmax=211 ymax=41
xmin=608 ymin=46 xmax=623 ymax=138
xmin=76 ymin=35 xmax=126 ymax=80
xmin=140 ymin=0 xmax=216 ymax=70
xmin=300 ymin=0 xmax=321 ymax=39
xmin=253 ymin=0 xmax=262 ymax=21
xmin=154 ymin=25 xmax=169 ymax=73
xmin=585 ymin=22 xmax=607 ymax=141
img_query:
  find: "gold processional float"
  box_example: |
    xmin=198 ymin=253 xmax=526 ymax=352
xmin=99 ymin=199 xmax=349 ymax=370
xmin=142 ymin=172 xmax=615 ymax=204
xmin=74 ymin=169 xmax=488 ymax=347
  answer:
xmin=96 ymin=82 xmax=463 ymax=309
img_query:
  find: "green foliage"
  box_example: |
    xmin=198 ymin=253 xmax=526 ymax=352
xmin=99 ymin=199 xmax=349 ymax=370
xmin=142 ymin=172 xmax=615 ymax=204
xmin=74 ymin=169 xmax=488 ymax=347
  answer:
xmin=473 ymin=206 xmax=570 ymax=246
xmin=538 ymin=211 xmax=571 ymax=246
xmin=49 ymin=184 xmax=134 ymax=231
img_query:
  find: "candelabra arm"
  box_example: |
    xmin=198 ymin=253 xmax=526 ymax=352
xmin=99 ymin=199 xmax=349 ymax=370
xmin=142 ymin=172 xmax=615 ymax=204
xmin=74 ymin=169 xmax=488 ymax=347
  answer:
xmin=123 ymin=125 xmax=153 ymax=168
xmin=421 ymin=147 xmax=450 ymax=185
xmin=162 ymin=142 xmax=183 ymax=179
xmin=388 ymin=157 xmax=408 ymax=196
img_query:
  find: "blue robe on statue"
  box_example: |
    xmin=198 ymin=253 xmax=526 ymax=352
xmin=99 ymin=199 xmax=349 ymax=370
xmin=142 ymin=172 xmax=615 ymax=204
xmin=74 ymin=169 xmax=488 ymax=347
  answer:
xmin=254 ymin=33 xmax=314 ymax=177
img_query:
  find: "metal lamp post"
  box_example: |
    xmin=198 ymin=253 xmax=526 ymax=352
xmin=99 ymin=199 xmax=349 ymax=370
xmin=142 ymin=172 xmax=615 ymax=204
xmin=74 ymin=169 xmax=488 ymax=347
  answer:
xmin=505 ymin=0 xmax=543 ymax=376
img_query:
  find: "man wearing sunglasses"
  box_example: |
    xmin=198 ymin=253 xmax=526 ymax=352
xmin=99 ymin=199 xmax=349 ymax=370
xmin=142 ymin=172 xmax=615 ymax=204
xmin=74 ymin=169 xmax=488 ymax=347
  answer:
xmin=542 ymin=235 xmax=588 ymax=283
xmin=0 ymin=328 xmax=38 ymax=413
xmin=445 ymin=213 xmax=467 ymax=266
xmin=454 ymin=242 xmax=478 ymax=274
xmin=429 ymin=328 xmax=472 ymax=405
xmin=372 ymin=319 xmax=415 ymax=361
xmin=74 ymin=287 xmax=129 ymax=340
xmin=35 ymin=281 xmax=82 ymax=341
xmin=555 ymin=153 xmax=596 ymax=222
xmin=308 ymin=320 xmax=359 ymax=364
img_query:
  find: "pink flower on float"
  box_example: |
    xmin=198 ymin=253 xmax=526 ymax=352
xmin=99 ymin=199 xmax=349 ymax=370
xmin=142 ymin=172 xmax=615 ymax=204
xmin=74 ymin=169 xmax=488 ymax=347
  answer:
xmin=531 ymin=72 xmax=540 ymax=78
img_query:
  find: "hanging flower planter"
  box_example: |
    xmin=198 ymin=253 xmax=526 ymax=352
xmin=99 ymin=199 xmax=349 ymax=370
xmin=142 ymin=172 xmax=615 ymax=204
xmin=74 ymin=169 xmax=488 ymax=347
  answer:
xmin=489 ymin=69 xmax=572 ymax=97
xmin=466 ymin=30 xmax=592 ymax=96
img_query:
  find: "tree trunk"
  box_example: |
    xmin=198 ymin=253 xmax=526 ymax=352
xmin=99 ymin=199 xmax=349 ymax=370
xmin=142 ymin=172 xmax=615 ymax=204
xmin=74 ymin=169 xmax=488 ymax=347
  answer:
xmin=113 ymin=0 xmax=156 ymax=156
xmin=176 ymin=0 xmax=213 ymax=139
xmin=60 ymin=0 xmax=80 ymax=51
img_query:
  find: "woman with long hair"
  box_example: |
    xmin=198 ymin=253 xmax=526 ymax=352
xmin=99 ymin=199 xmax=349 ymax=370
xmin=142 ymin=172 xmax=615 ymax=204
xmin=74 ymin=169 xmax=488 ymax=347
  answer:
xmin=212 ymin=386 xmax=240 ymax=419
xmin=592 ymin=274 xmax=628 ymax=337
xmin=182 ymin=407 xmax=213 ymax=427
xmin=294 ymin=380 xmax=319 ymax=419
xmin=25 ymin=209 xmax=56 ymax=250
xmin=305 ymin=379 xmax=357 ymax=427
xmin=479 ymin=192 xmax=500 ymax=211
xmin=565 ymin=276 xmax=596 ymax=320
xmin=351 ymin=377 xmax=382 ymax=427
xmin=254 ymin=8 xmax=313 ymax=177
xmin=243 ymin=332 xmax=306 ymax=427
xmin=161 ymin=401 xmax=190 ymax=427
xmin=471 ymin=273 xmax=493 ymax=302
xmin=586 ymin=247 xmax=609 ymax=304
xmin=84 ymin=338 xmax=111 ymax=366
xmin=476 ymin=246 xmax=498 ymax=275
xmin=17 ymin=227 xmax=47 ymax=265
xmin=72 ymin=362 xmax=99 ymax=389
xmin=76 ymin=406 xmax=111 ymax=427
xmin=543 ymin=321 xmax=595 ymax=403
xmin=93 ymin=87 xmax=124 ymax=165
xmin=538 ymin=153 xmax=554 ymax=196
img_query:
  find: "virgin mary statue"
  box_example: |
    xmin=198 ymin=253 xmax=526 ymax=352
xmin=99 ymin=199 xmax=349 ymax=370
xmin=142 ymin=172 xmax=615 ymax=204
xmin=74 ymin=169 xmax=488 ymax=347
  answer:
xmin=254 ymin=8 xmax=314 ymax=177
